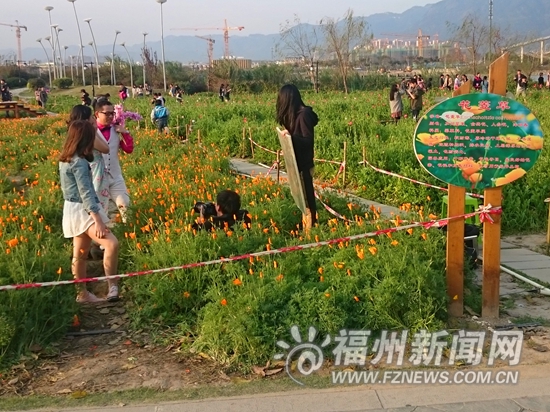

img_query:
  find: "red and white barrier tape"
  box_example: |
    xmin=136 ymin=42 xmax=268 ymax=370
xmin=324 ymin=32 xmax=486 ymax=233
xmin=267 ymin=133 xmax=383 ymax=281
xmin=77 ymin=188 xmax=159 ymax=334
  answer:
xmin=249 ymin=137 xmax=279 ymax=155
xmin=359 ymin=159 xmax=484 ymax=200
xmin=314 ymin=191 xmax=353 ymax=223
xmin=0 ymin=205 xmax=501 ymax=292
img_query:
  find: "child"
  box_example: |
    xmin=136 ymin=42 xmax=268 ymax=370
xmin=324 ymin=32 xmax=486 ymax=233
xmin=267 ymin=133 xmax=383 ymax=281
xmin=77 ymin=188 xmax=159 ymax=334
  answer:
xmin=59 ymin=120 xmax=120 ymax=303
xmin=151 ymin=99 xmax=169 ymax=133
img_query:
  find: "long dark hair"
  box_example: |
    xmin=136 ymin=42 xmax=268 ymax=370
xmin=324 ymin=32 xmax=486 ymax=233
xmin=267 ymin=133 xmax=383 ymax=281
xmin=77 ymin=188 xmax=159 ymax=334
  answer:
xmin=59 ymin=120 xmax=96 ymax=163
xmin=389 ymin=83 xmax=399 ymax=101
xmin=276 ymin=84 xmax=306 ymax=132
xmin=68 ymin=104 xmax=93 ymax=126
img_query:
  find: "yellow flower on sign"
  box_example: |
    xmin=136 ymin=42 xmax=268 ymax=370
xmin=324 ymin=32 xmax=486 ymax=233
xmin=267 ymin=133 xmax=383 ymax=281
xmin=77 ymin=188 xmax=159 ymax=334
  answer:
xmin=521 ymin=135 xmax=543 ymax=150
xmin=416 ymin=133 xmax=448 ymax=146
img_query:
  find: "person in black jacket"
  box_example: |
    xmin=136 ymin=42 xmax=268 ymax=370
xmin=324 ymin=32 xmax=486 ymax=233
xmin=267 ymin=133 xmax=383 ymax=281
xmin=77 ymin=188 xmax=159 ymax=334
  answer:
xmin=192 ymin=190 xmax=251 ymax=232
xmin=276 ymin=84 xmax=319 ymax=226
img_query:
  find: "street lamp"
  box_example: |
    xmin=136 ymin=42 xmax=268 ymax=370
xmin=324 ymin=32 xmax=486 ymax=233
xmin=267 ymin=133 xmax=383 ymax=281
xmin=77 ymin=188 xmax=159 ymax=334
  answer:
xmin=67 ymin=0 xmax=86 ymax=86
xmin=120 ymin=42 xmax=134 ymax=88
xmin=142 ymin=32 xmax=148 ymax=86
xmin=44 ymin=6 xmax=57 ymax=79
xmin=63 ymin=46 xmax=68 ymax=78
xmin=84 ymin=18 xmax=101 ymax=87
xmin=37 ymin=38 xmax=52 ymax=88
xmin=111 ymin=30 xmax=121 ymax=85
xmin=52 ymin=26 xmax=64 ymax=79
xmin=83 ymin=60 xmax=96 ymax=97
xmin=156 ymin=0 xmax=167 ymax=91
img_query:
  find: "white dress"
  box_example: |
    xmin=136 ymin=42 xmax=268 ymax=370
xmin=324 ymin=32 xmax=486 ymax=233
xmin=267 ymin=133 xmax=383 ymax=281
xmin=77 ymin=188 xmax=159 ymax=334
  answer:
xmin=62 ymin=201 xmax=109 ymax=238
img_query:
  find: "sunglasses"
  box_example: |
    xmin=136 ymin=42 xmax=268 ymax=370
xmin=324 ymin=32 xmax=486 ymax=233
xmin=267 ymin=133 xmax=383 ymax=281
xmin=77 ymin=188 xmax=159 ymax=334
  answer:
xmin=99 ymin=111 xmax=115 ymax=116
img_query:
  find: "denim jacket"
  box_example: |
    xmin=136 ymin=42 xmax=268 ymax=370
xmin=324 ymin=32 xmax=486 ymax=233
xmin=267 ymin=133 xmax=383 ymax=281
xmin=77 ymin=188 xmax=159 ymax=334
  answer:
xmin=59 ymin=155 xmax=100 ymax=214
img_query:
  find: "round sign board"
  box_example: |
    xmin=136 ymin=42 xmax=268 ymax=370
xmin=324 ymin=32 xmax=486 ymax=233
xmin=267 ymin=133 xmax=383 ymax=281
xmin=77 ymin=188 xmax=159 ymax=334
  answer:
xmin=413 ymin=93 xmax=543 ymax=189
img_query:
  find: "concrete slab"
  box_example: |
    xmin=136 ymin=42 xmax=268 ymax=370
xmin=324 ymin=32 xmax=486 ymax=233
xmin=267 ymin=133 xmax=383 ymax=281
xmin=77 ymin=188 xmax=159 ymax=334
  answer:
xmin=518 ymin=269 xmax=550 ymax=284
xmin=504 ymin=260 xmax=550 ymax=271
xmin=501 ymin=241 xmax=520 ymax=249
xmin=412 ymin=399 xmax=521 ymax=412
xmin=513 ymin=395 xmax=550 ymax=411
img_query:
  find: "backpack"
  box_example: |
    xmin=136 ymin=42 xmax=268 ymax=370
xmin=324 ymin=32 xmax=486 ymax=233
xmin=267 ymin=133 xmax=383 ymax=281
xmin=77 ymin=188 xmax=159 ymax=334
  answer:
xmin=154 ymin=106 xmax=168 ymax=119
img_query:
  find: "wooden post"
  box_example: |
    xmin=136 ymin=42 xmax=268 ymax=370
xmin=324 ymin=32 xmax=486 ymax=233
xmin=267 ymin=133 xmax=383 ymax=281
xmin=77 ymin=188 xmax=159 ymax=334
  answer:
xmin=446 ymin=80 xmax=471 ymax=317
xmin=482 ymin=52 xmax=509 ymax=319
xmin=242 ymin=127 xmax=246 ymax=157
xmin=276 ymin=150 xmax=281 ymax=183
xmin=342 ymin=141 xmax=347 ymax=186
xmin=249 ymin=128 xmax=255 ymax=158
xmin=362 ymin=146 xmax=366 ymax=167
xmin=197 ymin=129 xmax=201 ymax=146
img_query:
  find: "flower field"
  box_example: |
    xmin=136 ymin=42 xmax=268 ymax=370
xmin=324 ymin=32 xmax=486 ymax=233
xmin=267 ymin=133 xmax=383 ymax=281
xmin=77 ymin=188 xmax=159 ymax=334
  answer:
xmin=1 ymin=86 xmax=547 ymax=369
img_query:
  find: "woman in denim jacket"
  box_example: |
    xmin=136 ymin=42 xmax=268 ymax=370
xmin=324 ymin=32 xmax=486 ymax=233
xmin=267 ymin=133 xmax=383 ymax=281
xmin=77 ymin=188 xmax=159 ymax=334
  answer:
xmin=59 ymin=120 xmax=119 ymax=303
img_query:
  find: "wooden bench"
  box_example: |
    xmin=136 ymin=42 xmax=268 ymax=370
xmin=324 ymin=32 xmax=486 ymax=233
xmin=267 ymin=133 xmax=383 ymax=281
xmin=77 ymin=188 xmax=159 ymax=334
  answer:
xmin=0 ymin=101 xmax=44 ymax=119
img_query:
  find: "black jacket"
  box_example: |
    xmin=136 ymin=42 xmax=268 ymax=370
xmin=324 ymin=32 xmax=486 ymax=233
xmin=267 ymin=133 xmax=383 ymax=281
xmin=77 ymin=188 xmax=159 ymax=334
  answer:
xmin=289 ymin=106 xmax=318 ymax=171
xmin=192 ymin=209 xmax=252 ymax=232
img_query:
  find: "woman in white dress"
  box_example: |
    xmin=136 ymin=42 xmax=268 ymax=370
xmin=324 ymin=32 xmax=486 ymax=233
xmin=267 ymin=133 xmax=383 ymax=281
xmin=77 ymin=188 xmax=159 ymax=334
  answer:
xmin=59 ymin=118 xmax=120 ymax=303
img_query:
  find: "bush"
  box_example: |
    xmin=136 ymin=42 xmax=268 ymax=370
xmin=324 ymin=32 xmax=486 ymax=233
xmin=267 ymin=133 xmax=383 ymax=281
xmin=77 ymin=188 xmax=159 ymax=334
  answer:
xmin=53 ymin=78 xmax=73 ymax=89
xmin=5 ymin=77 xmax=26 ymax=89
xmin=27 ymin=78 xmax=46 ymax=90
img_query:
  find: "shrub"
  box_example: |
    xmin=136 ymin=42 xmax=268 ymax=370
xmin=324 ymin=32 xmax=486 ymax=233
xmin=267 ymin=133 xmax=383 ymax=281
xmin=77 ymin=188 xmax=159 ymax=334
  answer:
xmin=53 ymin=78 xmax=73 ymax=89
xmin=26 ymin=78 xmax=46 ymax=90
xmin=5 ymin=77 xmax=26 ymax=89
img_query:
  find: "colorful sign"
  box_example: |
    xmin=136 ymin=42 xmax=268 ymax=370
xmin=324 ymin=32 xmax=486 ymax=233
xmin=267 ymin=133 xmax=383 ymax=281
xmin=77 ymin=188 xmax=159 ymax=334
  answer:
xmin=414 ymin=93 xmax=543 ymax=189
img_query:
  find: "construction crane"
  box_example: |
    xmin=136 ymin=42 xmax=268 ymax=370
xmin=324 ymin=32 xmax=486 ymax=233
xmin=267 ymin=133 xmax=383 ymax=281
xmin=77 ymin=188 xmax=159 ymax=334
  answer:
xmin=0 ymin=20 xmax=27 ymax=64
xmin=172 ymin=19 xmax=244 ymax=59
xmin=196 ymin=35 xmax=215 ymax=67
xmin=380 ymin=29 xmax=431 ymax=57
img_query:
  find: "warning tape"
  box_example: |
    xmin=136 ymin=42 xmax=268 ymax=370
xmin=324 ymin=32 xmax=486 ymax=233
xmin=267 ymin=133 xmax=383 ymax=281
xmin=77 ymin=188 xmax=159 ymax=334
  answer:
xmin=0 ymin=205 xmax=501 ymax=292
xmin=359 ymin=159 xmax=484 ymax=200
xmin=249 ymin=137 xmax=278 ymax=155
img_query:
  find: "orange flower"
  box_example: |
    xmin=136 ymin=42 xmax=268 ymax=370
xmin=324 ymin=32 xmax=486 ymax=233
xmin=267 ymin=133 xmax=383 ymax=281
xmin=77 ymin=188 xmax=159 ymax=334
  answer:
xmin=57 ymin=267 xmax=63 ymax=275
xmin=325 ymin=293 xmax=331 ymax=298
xmin=7 ymin=238 xmax=18 ymax=248
xmin=353 ymin=296 xmax=360 ymax=302
xmin=183 ymin=291 xmax=191 ymax=298
xmin=233 ymin=278 xmax=243 ymax=286
xmin=220 ymin=298 xmax=227 ymax=306
xmin=407 ymin=229 xmax=414 ymax=235
xmin=391 ymin=240 xmax=399 ymax=246
xmin=72 ymin=315 xmax=80 ymax=327
xmin=368 ymin=247 xmax=377 ymax=256
xmin=421 ymin=233 xmax=428 ymax=240
xmin=368 ymin=239 xmax=376 ymax=245
xmin=318 ymin=267 xmax=324 ymax=275
xmin=319 ymin=276 xmax=324 ymax=282
xmin=276 ymin=274 xmax=284 ymax=281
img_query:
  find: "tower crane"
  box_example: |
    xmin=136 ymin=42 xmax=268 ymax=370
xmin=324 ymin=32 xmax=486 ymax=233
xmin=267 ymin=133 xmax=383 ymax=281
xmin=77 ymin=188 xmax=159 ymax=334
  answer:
xmin=172 ymin=19 xmax=244 ymax=59
xmin=195 ymin=35 xmax=215 ymax=67
xmin=0 ymin=20 xmax=27 ymax=64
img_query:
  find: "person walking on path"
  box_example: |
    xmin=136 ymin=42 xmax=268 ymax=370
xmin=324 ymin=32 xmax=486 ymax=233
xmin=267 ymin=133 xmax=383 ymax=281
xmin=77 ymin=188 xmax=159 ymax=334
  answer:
xmin=59 ymin=120 xmax=120 ymax=303
xmin=276 ymin=84 xmax=319 ymax=227
xmin=39 ymin=87 xmax=48 ymax=109
xmin=514 ymin=69 xmax=528 ymax=100
xmin=389 ymin=83 xmax=405 ymax=124
xmin=481 ymin=76 xmax=489 ymax=93
xmin=219 ymin=84 xmax=226 ymax=102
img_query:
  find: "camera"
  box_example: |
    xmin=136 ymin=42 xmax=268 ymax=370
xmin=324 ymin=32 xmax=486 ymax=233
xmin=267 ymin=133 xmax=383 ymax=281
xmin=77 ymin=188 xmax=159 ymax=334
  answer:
xmin=193 ymin=202 xmax=217 ymax=218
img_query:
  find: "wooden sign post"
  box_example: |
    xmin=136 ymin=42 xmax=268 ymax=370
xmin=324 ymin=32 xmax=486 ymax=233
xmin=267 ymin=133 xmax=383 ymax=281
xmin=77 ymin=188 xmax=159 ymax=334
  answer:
xmin=446 ymin=80 xmax=471 ymax=317
xmin=482 ymin=53 xmax=509 ymax=319
xmin=414 ymin=53 xmax=543 ymax=321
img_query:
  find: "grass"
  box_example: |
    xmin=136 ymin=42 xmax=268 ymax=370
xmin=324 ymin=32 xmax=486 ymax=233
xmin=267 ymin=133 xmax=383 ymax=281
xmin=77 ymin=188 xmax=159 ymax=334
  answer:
xmin=0 ymin=374 xmax=333 ymax=411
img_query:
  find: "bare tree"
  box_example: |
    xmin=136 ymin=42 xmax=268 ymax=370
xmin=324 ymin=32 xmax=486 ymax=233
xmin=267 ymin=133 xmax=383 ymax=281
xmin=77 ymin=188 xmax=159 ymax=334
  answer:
xmin=320 ymin=9 xmax=369 ymax=94
xmin=276 ymin=15 xmax=320 ymax=84
xmin=448 ymin=14 xmax=489 ymax=74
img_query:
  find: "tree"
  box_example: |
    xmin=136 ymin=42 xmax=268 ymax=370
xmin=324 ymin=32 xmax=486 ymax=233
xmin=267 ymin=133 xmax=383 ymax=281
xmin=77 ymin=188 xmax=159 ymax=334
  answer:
xmin=320 ymin=9 xmax=369 ymax=94
xmin=448 ymin=14 xmax=489 ymax=74
xmin=276 ymin=15 xmax=320 ymax=85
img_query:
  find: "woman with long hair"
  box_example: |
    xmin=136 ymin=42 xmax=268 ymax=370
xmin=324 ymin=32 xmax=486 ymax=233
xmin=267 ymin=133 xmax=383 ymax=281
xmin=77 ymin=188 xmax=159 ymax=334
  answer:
xmin=276 ymin=84 xmax=319 ymax=226
xmin=389 ymin=83 xmax=405 ymax=123
xmin=59 ymin=120 xmax=119 ymax=303
xmin=68 ymin=105 xmax=110 ymax=214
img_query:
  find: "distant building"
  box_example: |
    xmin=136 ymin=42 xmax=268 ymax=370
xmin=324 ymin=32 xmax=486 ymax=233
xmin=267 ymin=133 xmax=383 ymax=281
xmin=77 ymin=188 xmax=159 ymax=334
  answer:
xmin=213 ymin=58 xmax=252 ymax=69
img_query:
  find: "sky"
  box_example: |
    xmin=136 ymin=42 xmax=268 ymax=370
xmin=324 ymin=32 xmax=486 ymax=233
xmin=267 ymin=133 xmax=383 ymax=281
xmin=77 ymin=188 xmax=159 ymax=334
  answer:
xmin=1 ymin=0 xmax=437 ymax=55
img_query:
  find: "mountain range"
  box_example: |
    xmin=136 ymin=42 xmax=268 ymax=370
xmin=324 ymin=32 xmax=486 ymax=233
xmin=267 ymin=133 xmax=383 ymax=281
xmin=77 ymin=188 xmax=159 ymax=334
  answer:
xmin=4 ymin=0 xmax=550 ymax=65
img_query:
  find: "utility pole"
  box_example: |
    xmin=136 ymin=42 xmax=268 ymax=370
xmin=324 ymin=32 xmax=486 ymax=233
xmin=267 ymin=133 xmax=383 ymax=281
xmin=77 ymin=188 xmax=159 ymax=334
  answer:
xmin=489 ymin=0 xmax=493 ymax=64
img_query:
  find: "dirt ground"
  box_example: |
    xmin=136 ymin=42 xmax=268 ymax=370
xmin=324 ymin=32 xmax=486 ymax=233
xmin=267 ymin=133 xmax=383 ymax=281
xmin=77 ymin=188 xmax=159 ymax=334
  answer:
xmin=2 ymin=235 xmax=550 ymax=399
xmin=502 ymin=233 xmax=549 ymax=255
